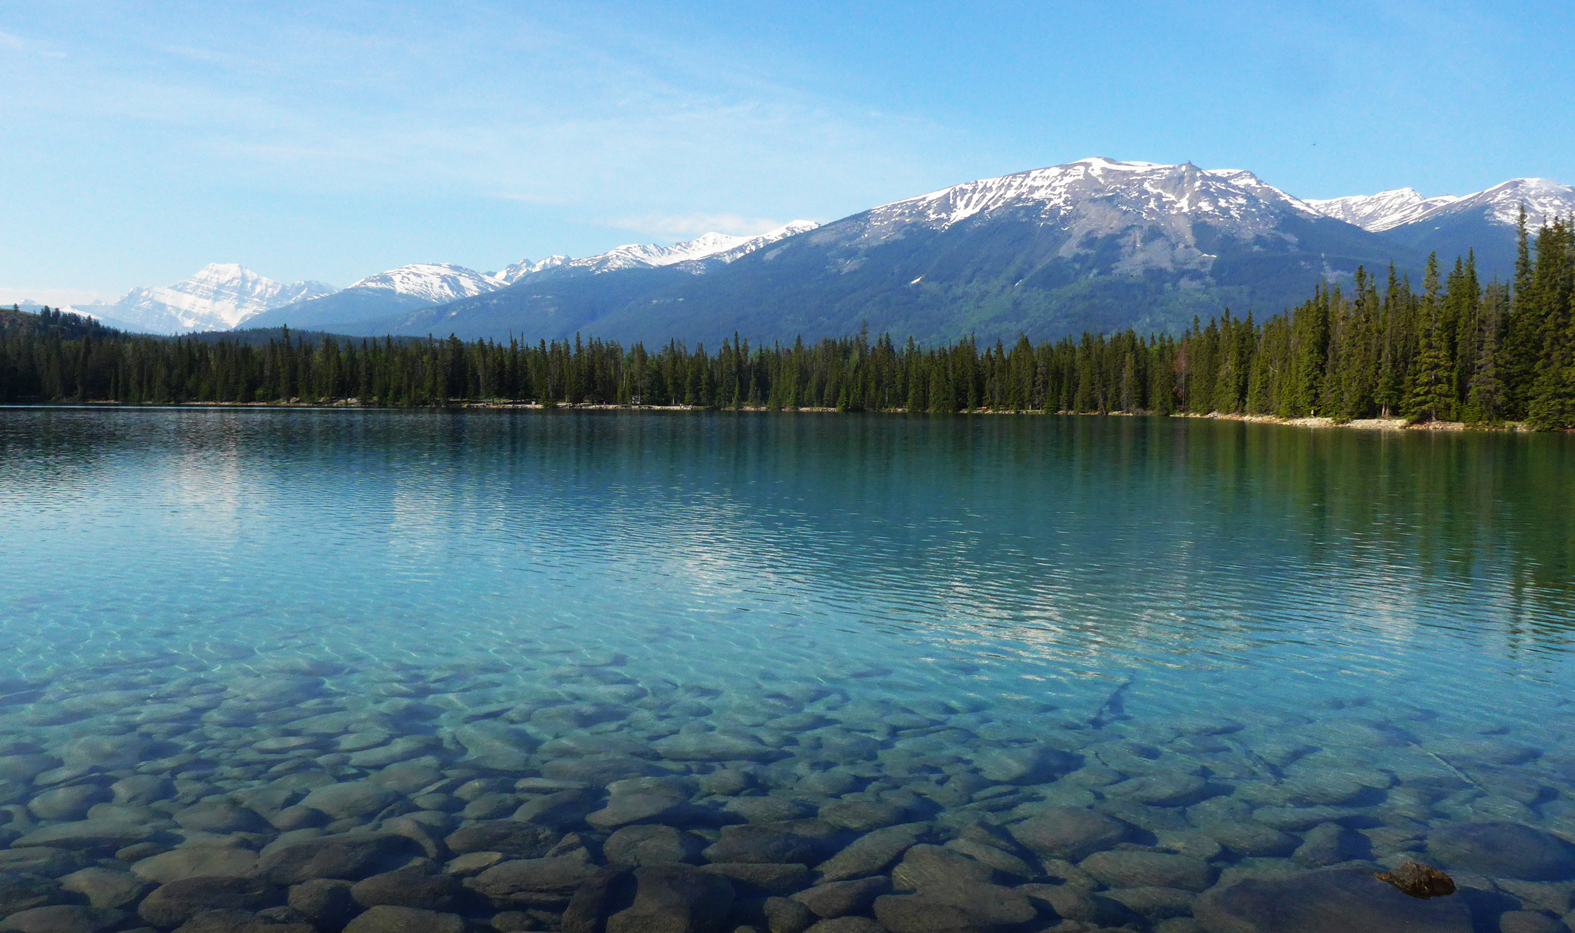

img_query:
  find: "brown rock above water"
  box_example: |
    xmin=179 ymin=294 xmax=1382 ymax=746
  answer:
xmin=1376 ymin=862 xmax=1457 ymax=899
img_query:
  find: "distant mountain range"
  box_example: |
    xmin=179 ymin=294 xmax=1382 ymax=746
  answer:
xmin=77 ymin=263 xmax=335 ymax=333
xmin=241 ymin=221 xmax=819 ymax=335
xmin=50 ymin=160 xmax=1575 ymax=344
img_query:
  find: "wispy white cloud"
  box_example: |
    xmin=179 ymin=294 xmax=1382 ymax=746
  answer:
xmin=0 ymin=4 xmax=958 ymax=291
xmin=210 ymin=141 xmax=372 ymax=161
xmin=0 ymin=287 xmax=111 ymax=307
xmin=0 ymin=28 xmax=65 ymax=57
xmin=491 ymin=192 xmax=566 ymax=206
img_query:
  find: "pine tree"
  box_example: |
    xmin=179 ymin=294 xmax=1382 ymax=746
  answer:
xmin=1527 ymin=218 xmax=1575 ymax=429
xmin=1405 ymin=254 xmax=1454 ymax=421
xmin=1466 ymin=283 xmax=1509 ymax=422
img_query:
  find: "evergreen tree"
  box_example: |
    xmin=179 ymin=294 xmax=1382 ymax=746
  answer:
xmin=1407 ymin=254 xmax=1455 ymax=422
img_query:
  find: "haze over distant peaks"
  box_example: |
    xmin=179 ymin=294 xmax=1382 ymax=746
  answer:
xmin=536 ymin=220 xmax=822 ymax=276
xmin=242 ymin=222 xmax=821 ymax=334
xmin=87 ymin=263 xmax=334 ymax=334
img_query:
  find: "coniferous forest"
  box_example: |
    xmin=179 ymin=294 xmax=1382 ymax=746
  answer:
xmin=4 ymin=213 xmax=1573 ymax=429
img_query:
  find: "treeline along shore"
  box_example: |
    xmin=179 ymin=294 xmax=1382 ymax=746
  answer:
xmin=5 ymin=213 xmax=1574 ymax=429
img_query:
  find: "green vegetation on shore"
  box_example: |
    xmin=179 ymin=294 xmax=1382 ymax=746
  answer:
xmin=4 ymin=213 xmax=1573 ymax=428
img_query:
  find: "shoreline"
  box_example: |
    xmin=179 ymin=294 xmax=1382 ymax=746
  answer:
xmin=4 ymin=399 xmax=1536 ymax=432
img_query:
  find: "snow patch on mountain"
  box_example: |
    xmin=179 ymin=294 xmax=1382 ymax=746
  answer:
xmin=496 ymin=221 xmax=821 ymax=282
xmin=704 ymin=220 xmax=821 ymax=264
xmin=345 ymin=264 xmax=502 ymax=304
xmin=871 ymin=158 xmax=1321 ymax=237
xmin=838 ymin=158 xmax=1331 ymax=277
xmin=565 ymin=223 xmax=822 ymax=274
xmin=1310 ymin=179 xmax=1575 ymax=234
xmin=1426 ymin=178 xmax=1575 ymax=229
xmin=495 ymin=256 xmax=570 ymax=285
xmin=1307 ymin=189 xmax=1462 ymax=232
xmin=107 ymin=263 xmax=335 ymax=334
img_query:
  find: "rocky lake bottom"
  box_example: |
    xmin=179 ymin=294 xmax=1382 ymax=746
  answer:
xmin=4 ymin=409 xmax=1575 ymax=933
xmin=0 ymin=641 xmax=1572 ymax=933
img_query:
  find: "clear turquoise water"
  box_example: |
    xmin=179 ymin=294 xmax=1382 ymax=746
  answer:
xmin=3 ymin=408 xmax=1575 ymax=921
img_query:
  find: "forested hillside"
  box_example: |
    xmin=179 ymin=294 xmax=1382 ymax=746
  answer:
xmin=4 ymin=213 xmax=1572 ymax=429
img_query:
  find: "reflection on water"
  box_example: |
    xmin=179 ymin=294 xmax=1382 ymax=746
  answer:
xmin=0 ymin=408 xmax=1573 ymax=930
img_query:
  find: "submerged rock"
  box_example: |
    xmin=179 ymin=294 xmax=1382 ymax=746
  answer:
xmin=11 ymin=819 xmax=156 ymax=853
xmin=969 ymin=746 xmax=1081 ymax=785
xmin=257 ymin=832 xmax=424 ymax=884
xmin=173 ymin=801 xmax=270 ymax=834
xmin=610 ymin=865 xmax=734 ymax=933
xmin=298 ymin=781 xmax=397 ymax=821
xmin=1105 ymin=773 xmax=1213 ymax=808
xmin=652 ymin=733 xmax=781 ymax=763
xmin=1193 ymin=868 xmax=1471 ymax=933
xmin=603 ymin=824 xmax=705 ymax=866
xmin=138 ymin=876 xmax=282 ymax=928
xmin=287 ymin=879 xmax=358 ymax=930
xmin=342 ymin=905 xmax=466 ymax=933
xmin=27 ymin=785 xmax=109 ymax=822
xmin=349 ymin=867 xmax=461 ymax=910
xmin=702 ymin=821 xmax=843 ymax=865
xmin=445 ymin=819 xmax=560 ymax=857
xmin=1079 ymin=849 xmax=1216 ymax=892
xmin=1426 ymin=822 xmax=1575 ymax=881
xmin=890 ymin=845 xmax=993 ymax=890
xmin=467 ymin=856 xmax=601 ymax=907
xmin=58 ymin=868 xmax=150 ymax=910
xmin=131 ymin=847 xmax=261 ymax=884
xmin=815 ymin=824 xmax=925 ymax=882
xmin=872 ymin=884 xmax=1037 ymax=933
xmin=0 ymin=906 xmax=127 ymax=933
xmin=791 ymin=876 xmax=891 ymax=918
xmin=697 ymin=862 xmax=811 ymax=897
xmin=1008 ymin=807 xmax=1132 ymax=861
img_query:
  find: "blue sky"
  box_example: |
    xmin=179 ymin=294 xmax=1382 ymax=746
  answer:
xmin=4 ymin=0 xmax=1573 ymax=305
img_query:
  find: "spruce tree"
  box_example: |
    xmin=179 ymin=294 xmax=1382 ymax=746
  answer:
xmin=1406 ymin=254 xmax=1455 ymax=422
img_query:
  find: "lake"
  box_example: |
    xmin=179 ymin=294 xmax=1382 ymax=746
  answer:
xmin=2 ymin=408 xmax=1573 ymax=932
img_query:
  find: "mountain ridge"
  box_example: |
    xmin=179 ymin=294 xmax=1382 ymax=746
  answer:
xmin=74 ymin=263 xmax=335 ymax=334
xmin=243 ymin=222 xmax=821 ymax=333
xmin=46 ymin=160 xmax=1575 ymax=341
xmin=360 ymin=158 xmax=1427 ymax=345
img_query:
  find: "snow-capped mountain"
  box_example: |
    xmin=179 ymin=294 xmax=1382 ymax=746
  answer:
xmin=68 ymin=159 xmax=1571 ymax=344
xmin=1307 ymin=189 xmax=1462 ymax=233
xmin=869 ymin=158 xmax=1319 ymax=237
xmin=841 ymin=157 xmax=1338 ymax=279
xmin=515 ymin=221 xmax=822 ymax=278
xmin=1309 ymin=179 xmax=1574 ymax=237
xmin=1321 ymin=178 xmax=1575 ymax=275
xmin=1412 ymin=178 xmax=1575 ymax=230
xmin=705 ymin=220 xmax=821 ymax=264
xmin=90 ymin=264 xmax=335 ymax=334
xmin=345 ymin=264 xmax=503 ymax=304
xmin=250 ymin=223 xmax=823 ymax=332
xmin=370 ymin=157 xmax=1406 ymax=345
xmin=495 ymin=256 xmax=569 ymax=285
xmin=245 ymin=262 xmax=505 ymax=332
